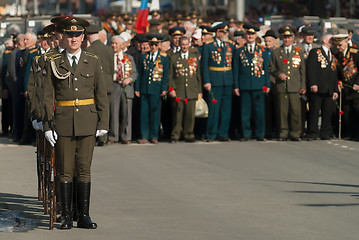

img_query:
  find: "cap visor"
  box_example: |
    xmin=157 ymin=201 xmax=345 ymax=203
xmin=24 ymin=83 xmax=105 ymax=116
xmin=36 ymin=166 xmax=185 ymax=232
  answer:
xmin=65 ymin=32 xmax=83 ymax=37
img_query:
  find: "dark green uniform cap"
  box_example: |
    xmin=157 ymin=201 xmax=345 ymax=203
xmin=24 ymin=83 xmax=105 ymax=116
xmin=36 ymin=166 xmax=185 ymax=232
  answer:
xmin=59 ymin=17 xmax=90 ymax=37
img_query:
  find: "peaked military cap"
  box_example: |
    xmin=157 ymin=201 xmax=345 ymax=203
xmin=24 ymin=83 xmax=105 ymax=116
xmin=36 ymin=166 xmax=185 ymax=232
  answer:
xmin=333 ymin=28 xmax=349 ymax=44
xmin=149 ymin=18 xmax=161 ymax=26
xmin=234 ymin=30 xmax=245 ymax=37
xmin=169 ymin=26 xmax=186 ymax=36
xmin=37 ymin=30 xmax=50 ymax=39
xmin=243 ymin=24 xmax=259 ymax=33
xmin=43 ymin=24 xmax=56 ymax=35
xmin=301 ymin=25 xmax=315 ymax=35
xmin=278 ymin=26 xmax=296 ymax=36
xmin=136 ymin=34 xmax=148 ymax=43
xmin=60 ymin=17 xmax=90 ymax=36
xmin=161 ymin=34 xmax=170 ymax=42
xmin=262 ymin=29 xmax=277 ymax=39
xmin=199 ymin=25 xmax=214 ymax=35
xmin=147 ymin=34 xmax=163 ymax=43
xmin=51 ymin=15 xmax=72 ymax=24
xmin=86 ymin=24 xmax=102 ymax=34
xmin=212 ymin=21 xmax=229 ymax=32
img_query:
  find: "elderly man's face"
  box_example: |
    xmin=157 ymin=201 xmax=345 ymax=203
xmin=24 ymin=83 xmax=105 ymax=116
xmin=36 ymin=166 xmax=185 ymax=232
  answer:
xmin=264 ymin=36 xmax=275 ymax=49
xmin=172 ymin=35 xmax=181 ymax=47
xmin=303 ymin=33 xmax=314 ymax=44
xmin=245 ymin=32 xmax=256 ymax=44
xmin=282 ymin=35 xmax=294 ymax=47
xmin=336 ymin=39 xmax=349 ymax=53
xmin=111 ymin=38 xmax=123 ymax=53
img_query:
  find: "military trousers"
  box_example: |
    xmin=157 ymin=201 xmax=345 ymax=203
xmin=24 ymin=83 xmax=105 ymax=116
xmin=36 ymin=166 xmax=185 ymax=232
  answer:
xmin=240 ymin=90 xmax=265 ymax=138
xmin=206 ymin=86 xmax=232 ymax=139
xmin=171 ymin=98 xmax=196 ymax=140
xmin=276 ymin=92 xmax=302 ymax=138
xmin=55 ymin=135 xmax=95 ymax=182
xmin=140 ymin=93 xmax=161 ymax=140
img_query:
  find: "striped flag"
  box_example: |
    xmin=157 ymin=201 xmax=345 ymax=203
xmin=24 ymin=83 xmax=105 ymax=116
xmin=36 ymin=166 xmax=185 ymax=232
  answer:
xmin=135 ymin=0 xmax=149 ymax=33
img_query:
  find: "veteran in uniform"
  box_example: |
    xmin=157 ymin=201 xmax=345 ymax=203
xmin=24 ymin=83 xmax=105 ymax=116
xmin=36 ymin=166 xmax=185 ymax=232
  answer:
xmin=233 ymin=25 xmax=270 ymax=141
xmin=135 ymin=35 xmax=169 ymax=144
xmin=306 ymin=33 xmax=339 ymax=140
xmin=269 ymin=26 xmax=306 ymax=141
xmin=201 ymin=22 xmax=235 ymax=141
xmin=42 ymin=17 xmax=108 ymax=229
xmin=333 ymin=30 xmax=359 ymax=140
xmin=168 ymin=36 xmax=202 ymax=142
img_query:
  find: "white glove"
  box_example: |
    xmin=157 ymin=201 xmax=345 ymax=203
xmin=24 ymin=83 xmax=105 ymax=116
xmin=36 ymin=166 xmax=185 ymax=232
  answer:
xmin=96 ymin=130 xmax=108 ymax=137
xmin=37 ymin=121 xmax=44 ymax=131
xmin=45 ymin=130 xmax=58 ymax=147
xmin=32 ymin=120 xmax=40 ymax=130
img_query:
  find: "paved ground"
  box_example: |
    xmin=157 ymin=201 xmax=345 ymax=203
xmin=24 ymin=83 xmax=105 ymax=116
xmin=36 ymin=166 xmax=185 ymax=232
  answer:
xmin=0 ymin=137 xmax=359 ymax=240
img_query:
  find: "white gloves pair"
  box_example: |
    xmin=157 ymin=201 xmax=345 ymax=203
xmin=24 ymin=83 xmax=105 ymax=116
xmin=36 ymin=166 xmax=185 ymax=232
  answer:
xmin=44 ymin=130 xmax=108 ymax=147
xmin=32 ymin=120 xmax=43 ymax=131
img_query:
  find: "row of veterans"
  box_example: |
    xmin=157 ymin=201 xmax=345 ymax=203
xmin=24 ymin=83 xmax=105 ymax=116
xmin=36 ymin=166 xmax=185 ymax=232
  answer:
xmin=2 ymin=19 xmax=359 ymax=144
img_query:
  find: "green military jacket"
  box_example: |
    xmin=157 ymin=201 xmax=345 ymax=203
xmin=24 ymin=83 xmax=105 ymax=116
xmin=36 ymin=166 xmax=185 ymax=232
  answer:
xmin=269 ymin=45 xmax=306 ymax=93
xmin=169 ymin=51 xmax=202 ymax=100
xmin=42 ymin=50 xmax=109 ymax=136
xmin=86 ymin=39 xmax=115 ymax=94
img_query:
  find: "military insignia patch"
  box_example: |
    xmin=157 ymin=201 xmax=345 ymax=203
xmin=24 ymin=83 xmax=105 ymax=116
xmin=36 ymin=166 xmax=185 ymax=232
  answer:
xmin=100 ymin=66 xmax=103 ymax=72
xmin=71 ymin=26 xmax=77 ymax=31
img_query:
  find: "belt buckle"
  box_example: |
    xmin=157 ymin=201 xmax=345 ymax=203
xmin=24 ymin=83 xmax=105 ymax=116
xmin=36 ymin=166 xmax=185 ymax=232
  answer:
xmin=75 ymin=99 xmax=79 ymax=107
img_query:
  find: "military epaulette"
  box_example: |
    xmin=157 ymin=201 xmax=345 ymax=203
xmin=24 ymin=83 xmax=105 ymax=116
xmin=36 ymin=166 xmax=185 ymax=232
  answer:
xmin=160 ymin=52 xmax=167 ymax=57
xmin=205 ymin=39 xmax=214 ymax=44
xmin=258 ymin=44 xmax=265 ymax=51
xmin=84 ymin=51 xmax=99 ymax=59
xmin=34 ymin=55 xmax=41 ymax=60
xmin=48 ymin=53 xmax=62 ymax=61
xmin=236 ymin=44 xmax=243 ymax=49
xmin=44 ymin=49 xmax=55 ymax=56
xmin=30 ymin=48 xmax=38 ymax=54
xmin=227 ymin=39 xmax=234 ymax=44
xmin=5 ymin=50 xmax=12 ymax=54
xmin=350 ymin=48 xmax=358 ymax=54
xmin=189 ymin=47 xmax=199 ymax=53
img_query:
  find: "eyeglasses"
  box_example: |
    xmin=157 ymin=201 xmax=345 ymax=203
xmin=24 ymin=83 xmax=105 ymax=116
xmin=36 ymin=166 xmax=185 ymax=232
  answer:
xmin=150 ymin=43 xmax=159 ymax=46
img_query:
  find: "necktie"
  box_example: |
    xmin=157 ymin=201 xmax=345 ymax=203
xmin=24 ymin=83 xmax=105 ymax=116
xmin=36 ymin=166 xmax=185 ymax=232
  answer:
xmin=327 ymin=50 xmax=331 ymax=61
xmin=249 ymin=45 xmax=252 ymax=53
xmin=116 ymin=54 xmax=123 ymax=83
xmin=72 ymin=56 xmax=77 ymax=71
xmin=151 ymin=53 xmax=154 ymax=63
xmin=286 ymin=48 xmax=290 ymax=56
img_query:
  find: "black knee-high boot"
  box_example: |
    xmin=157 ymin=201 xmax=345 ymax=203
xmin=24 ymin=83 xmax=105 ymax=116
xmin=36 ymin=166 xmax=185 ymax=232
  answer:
xmin=59 ymin=182 xmax=73 ymax=229
xmin=77 ymin=182 xmax=97 ymax=229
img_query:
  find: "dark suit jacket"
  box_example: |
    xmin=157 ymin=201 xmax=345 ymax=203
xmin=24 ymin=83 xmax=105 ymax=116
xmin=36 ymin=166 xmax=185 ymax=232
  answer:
xmin=307 ymin=47 xmax=338 ymax=96
xmin=335 ymin=46 xmax=359 ymax=100
xmin=169 ymin=51 xmax=202 ymax=100
xmin=87 ymin=39 xmax=114 ymax=94
xmin=42 ymin=50 xmax=109 ymax=136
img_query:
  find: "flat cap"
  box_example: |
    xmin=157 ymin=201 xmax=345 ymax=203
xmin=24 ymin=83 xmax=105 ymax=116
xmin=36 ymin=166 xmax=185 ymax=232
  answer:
xmin=301 ymin=25 xmax=315 ymax=35
xmin=86 ymin=24 xmax=102 ymax=34
xmin=262 ymin=29 xmax=277 ymax=39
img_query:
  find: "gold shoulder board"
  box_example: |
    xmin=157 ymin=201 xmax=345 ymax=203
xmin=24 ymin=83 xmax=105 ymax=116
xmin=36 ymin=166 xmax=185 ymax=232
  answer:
xmin=350 ymin=48 xmax=358 ymax=53
xmin=205 ymin=39 xmax=214 ymax=44
xmin=85 ymin=51 xmax=99 ymax=59
xmin=160 ymin=52 xmax=167 ymax=57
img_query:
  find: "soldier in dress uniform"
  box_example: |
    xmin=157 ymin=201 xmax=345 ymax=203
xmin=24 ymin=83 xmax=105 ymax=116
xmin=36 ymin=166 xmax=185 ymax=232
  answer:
xmin=168 ymin=26 xmax=186 ymax=54
xmin=86 ymin=24 xmax=114 ymax=146
xmin=135 ymin=35 xmax=169 ymax=144
xmin=42 ymin=17 xmax=109 ymax=229
xmin=233 ymin=24 xmax=270 ymax=141
xmin=333 ymin=30 xmax=359 ymax=140
xmin=168 ymin=36 xmax=202 ymax=143
xmin=269 ymin=26 xmax=306 ymax=141
xmin=201 ymin=21 xmax=235 ymax=141
xmin=306 ymin=33 xmax=339 ymax=140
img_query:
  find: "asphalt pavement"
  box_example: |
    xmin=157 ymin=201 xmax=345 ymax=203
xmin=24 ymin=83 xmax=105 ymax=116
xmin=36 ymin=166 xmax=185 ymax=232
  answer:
xmin=0 ymin=137 xmax=359 ymax=240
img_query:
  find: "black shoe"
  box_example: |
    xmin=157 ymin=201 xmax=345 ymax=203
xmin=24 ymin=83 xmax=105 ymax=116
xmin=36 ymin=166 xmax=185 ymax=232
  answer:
xmin=96 ymin=141 xmax=106 ymax=146
xmin=185 ymin=138 xmax=196 ymax=143
xmin=278 ymin=138 xmax=287 ymax=141
xmin=240 ymin=137 xmax=249 ymax=142
xmin=170 ymin=139 xmax=178 ymax=143
xmin=218 ymin=137 xmax=230 ymax=142
xmin=320 ymin=136 xmax=331 ymax=140
xmin=77 ymin=182 xmax=97 ymax=229
xmin=206 ymin=138 xmax=214 ymax=142
xmin=291 ymin=137 xmax=301 ymax=141
xmin=256 ymin=137 xmax=265 ymax=141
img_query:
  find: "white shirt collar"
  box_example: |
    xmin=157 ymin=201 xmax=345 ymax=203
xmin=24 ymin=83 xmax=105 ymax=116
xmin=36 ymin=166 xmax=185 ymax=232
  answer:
xmin=66 ymin=49 xmax=82 ymax=65
xmin=180 ymin=51 xmax=188 ymax=58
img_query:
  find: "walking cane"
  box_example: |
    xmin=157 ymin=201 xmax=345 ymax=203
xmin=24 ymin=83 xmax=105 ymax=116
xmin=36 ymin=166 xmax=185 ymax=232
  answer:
xmin=338 ymin=82 xmax=343 ymax=140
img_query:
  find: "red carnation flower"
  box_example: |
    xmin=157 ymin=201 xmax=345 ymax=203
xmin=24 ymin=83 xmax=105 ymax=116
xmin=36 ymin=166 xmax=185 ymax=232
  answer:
xmin=175 ymin=97 xmax=181 ymax=103
xmin=338 ymin=81 xmax=342 ymax=85
xmin=168 ymin=87 xmax=174 ymax=92
xmin=339 ymin=111 xmax=344 ymax=115
xmin=184 ymin=98 xmax=188 ymax=104
xmin=217 ymin=48 xmax=221 ymax=52
xmin=212 ymin=99 xmax=218 ymax=104
xmin=121 ymin=58 xmax=126 ymax=63
xmin=283 ymin=59 xmax=288 ymax=64
xmin=262 ymin=86 xmax=268 ymax=92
